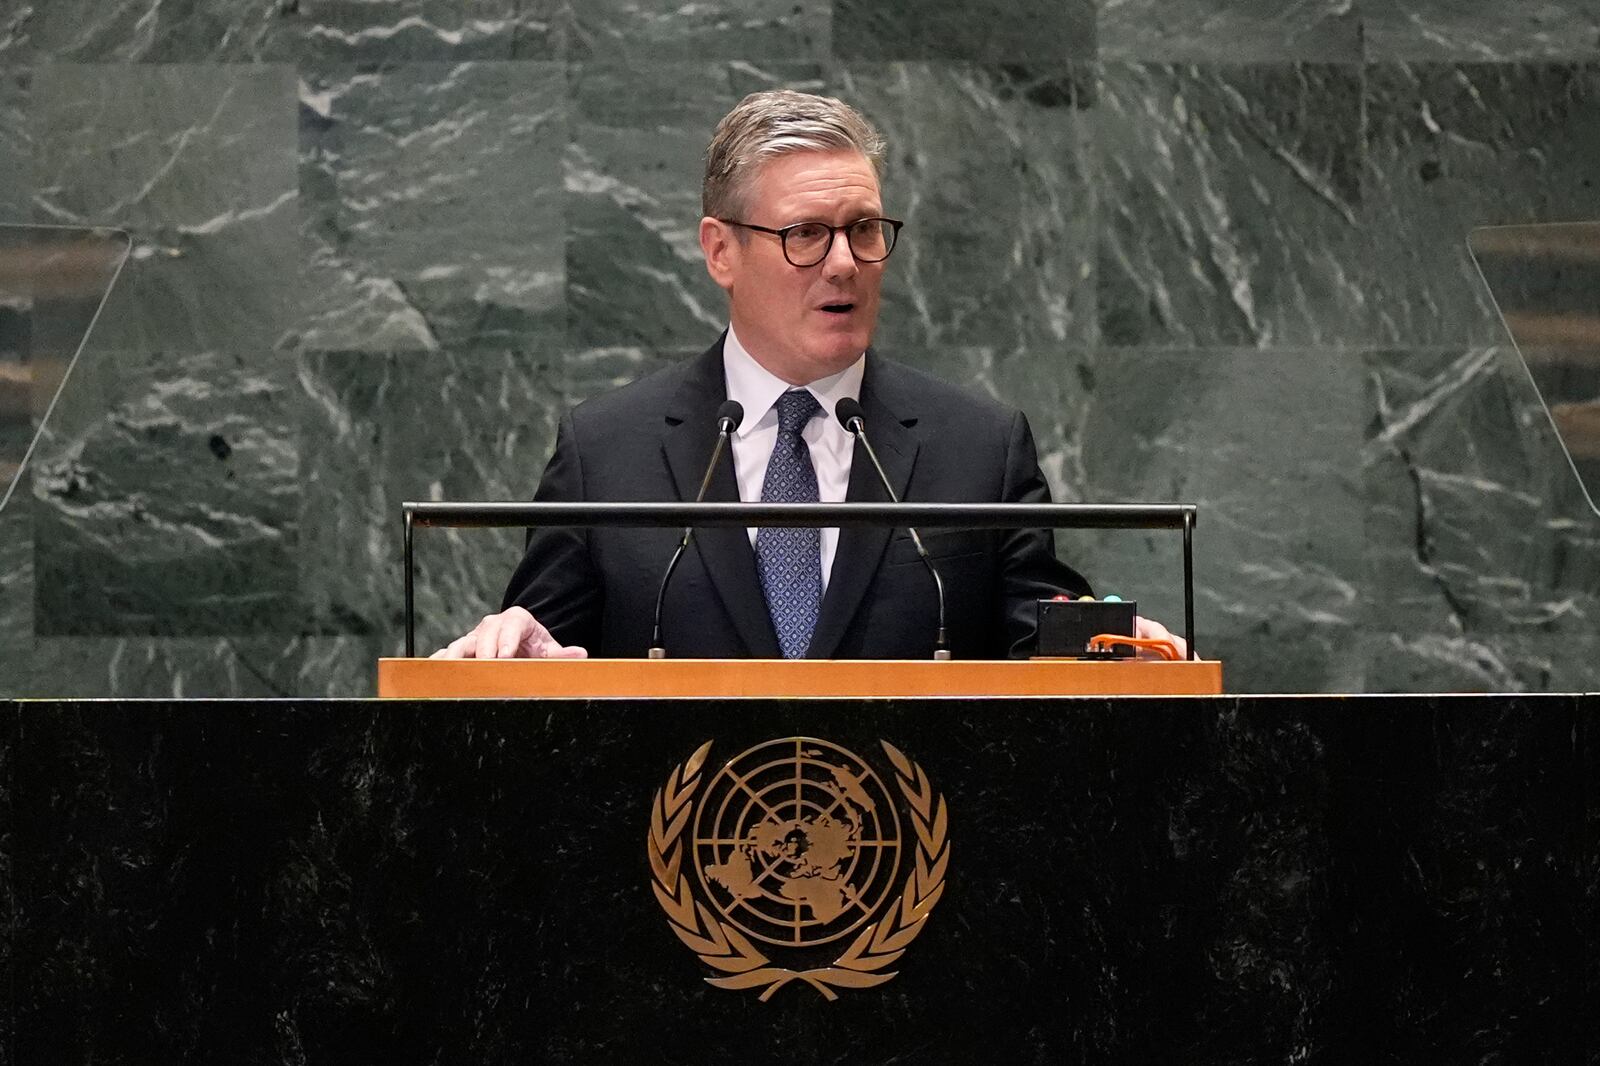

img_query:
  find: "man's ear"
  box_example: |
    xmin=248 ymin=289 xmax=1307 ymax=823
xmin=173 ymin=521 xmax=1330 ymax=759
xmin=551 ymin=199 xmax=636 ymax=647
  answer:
xmin=699 ymin=216 xmax=738 ymax=290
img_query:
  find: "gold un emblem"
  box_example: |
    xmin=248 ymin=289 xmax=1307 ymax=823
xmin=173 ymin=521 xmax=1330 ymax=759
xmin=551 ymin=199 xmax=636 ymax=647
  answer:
xmin=647 ymin=737 xmax=950 ymax=1001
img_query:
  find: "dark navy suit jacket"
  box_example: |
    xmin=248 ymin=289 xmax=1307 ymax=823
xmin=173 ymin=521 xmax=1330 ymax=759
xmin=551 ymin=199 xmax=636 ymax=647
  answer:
xmin=502 ymin=337 xmax=1091 ymax=658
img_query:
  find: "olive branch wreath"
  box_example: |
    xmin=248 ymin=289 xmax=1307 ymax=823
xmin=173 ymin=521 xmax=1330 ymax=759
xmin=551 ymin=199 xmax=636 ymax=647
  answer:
xmin=647 ymin=739 xmax=949 ymax=1002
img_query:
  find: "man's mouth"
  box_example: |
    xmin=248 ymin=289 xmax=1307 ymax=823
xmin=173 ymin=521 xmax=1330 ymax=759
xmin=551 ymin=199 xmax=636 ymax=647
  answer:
xmin=819 ymin=302 xmax=855 ymax=315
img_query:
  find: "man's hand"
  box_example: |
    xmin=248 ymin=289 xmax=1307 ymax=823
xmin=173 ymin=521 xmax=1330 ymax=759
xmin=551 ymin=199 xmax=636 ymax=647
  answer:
xmin=1134 ymin=615 xmax=1189 ymax=660
xmin=430 ymin=606 xmax=589 ymax=660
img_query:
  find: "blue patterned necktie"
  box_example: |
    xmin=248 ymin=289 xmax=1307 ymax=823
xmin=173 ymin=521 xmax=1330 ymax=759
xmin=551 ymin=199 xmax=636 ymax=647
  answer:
xmin=757 ymin=389 xmax=824 ymax=659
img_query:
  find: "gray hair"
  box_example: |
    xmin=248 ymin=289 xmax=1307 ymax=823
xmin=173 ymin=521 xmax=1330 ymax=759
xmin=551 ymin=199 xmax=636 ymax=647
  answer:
xmin=702 ymin=89 xmax=886 ymax=220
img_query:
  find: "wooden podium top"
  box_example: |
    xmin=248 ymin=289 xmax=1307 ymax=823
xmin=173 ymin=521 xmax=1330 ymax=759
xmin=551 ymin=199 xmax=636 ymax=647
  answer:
xmin=377 ymin=657 xmax=1223 ymax=699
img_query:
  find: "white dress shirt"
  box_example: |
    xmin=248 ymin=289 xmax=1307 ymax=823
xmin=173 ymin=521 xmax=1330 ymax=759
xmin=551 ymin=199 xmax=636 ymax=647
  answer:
xmin=722 ymin=325 xmax=864 ymax=593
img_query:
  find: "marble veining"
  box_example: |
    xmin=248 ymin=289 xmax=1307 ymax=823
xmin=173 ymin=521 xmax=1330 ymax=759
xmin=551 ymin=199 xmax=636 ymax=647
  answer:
xmin=568 ymin=0 xmax=829 ymax=60
xmin=566 ymin=61 xmax=826 ymax=352
xmin=296 ymin=348 xmax=564 ymax=655
xmin=31 ymin=63 xmax=298 ymax=354
xmin=0 ymin=0 xmax=549 ymax=63
xmin=1362 ymin=345 xmax=1600 ymax=690
xmin=832 ymin=0 xmax=1095 ymax=60
xmin=841 ymin=64 xmax=1098 ymax=355
xmin=1365 ymin=0 xmax=1600 ymax=60
xmin=1063 ymin=348 xmax=1365 ymax=693
xmin=30 ymin=347 xmax=302 ymax=636
xmin=0 ymin=69 xmax=28 ymax=220
xmin=1363 ymin=63 xmax=1600 ymax=346
xmin=1096 ymin=63 xmax=1368 ymax=348
xmin=1099 ymin=0 xmax=1360 ymax=61
xmin=297 ymin=62 xmax=566 ymax=355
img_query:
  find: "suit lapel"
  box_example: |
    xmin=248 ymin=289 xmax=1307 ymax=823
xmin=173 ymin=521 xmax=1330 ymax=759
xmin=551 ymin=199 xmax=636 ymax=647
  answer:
xmin=807 ymin=355 xmax=920 ymax=659
xmin=661 ymin=338 xmax=782 ymax=658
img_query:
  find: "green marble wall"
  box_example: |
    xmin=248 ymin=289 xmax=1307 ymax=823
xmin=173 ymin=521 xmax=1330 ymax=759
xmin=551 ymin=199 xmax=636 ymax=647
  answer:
xmin=1 ymin=0 xmax=1597 ymax=696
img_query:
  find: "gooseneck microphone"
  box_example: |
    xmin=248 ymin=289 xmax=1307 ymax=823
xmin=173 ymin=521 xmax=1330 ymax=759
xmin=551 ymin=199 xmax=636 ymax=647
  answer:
xmin=649 ymin=399 xmax=744 ymax=659
xmin=834 ymin=397 xmax=951 ymax=660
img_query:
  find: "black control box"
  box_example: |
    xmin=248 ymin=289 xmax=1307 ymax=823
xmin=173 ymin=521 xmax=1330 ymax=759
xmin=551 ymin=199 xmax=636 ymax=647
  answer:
xmin=1035 ymin=598 xmax=1137 ymax=658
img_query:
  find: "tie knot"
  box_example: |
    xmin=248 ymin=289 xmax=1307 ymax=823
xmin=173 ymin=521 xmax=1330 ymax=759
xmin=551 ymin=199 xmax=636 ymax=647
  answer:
xmin=774 ymin=389 xmax=822 ymax=435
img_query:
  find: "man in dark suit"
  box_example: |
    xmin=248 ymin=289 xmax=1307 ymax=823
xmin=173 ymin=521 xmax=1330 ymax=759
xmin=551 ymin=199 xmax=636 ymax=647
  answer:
xmin=436 ymin=89 xmax=1181 ymax=660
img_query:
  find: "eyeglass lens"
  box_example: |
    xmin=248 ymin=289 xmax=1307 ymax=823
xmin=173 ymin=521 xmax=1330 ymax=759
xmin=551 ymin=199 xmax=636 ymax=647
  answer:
xmin=784 ymin=219 xmax=896 ymax=266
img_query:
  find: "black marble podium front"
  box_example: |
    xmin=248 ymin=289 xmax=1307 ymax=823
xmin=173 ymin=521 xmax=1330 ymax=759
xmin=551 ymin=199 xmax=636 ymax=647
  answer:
xmin=2 ymin=695 xmax=1595 ymax=1064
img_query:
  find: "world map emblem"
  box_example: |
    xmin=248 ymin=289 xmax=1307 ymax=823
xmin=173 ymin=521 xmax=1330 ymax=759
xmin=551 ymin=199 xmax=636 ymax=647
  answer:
xmin=647 ymin=737 xmax=950 ymax=1001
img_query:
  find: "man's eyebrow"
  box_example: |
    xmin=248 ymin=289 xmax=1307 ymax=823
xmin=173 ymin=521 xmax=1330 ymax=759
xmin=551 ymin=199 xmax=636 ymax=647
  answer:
xmin=780 ymin=214 xmax=884 ymax=225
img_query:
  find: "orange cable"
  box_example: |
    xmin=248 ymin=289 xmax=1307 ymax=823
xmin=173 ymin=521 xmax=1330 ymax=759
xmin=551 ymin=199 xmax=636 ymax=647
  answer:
xmin=1087 ymin=633 xmax=1181 ymax=661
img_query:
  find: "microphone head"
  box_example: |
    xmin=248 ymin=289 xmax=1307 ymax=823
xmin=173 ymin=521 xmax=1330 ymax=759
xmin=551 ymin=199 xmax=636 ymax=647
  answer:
xmin=715 ymin=399 xmax=744 ymax=433
xmin=834 ymin=396 xmax=866 ymax=433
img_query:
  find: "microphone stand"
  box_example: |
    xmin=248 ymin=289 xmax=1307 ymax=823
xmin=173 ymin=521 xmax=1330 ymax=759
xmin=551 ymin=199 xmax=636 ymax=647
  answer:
xmin=649 ymin=406 xmax=740 ymax=658
xmin=839 ymin=405 xmax=951 ymax=661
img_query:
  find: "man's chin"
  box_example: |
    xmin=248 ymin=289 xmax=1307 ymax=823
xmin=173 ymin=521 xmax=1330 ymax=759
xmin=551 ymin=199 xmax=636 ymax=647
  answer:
xmin=807 ymin=321 xmax=875 ymax=360
xmin=803 ymin=339 xmax=871 ymax=375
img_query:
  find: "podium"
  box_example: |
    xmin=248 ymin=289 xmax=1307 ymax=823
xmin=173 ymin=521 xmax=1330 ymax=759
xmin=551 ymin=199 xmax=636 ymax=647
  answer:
xmin=377 ymin=656 xmax=1224 ymax=698
xmin=5 ymin=690 xmax=1590 ymax=1062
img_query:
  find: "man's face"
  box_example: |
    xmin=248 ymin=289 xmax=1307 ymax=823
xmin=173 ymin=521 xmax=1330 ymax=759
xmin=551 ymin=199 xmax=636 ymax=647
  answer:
xmin=700 ymin=149 xmax=886 ymax=386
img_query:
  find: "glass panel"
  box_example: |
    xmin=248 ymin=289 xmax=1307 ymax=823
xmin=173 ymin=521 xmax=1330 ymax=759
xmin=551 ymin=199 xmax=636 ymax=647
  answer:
xmin=0 ymin=224 xmax=132 ymax=515
xmin=1468 ymin=221 xmax=1600 ymax=517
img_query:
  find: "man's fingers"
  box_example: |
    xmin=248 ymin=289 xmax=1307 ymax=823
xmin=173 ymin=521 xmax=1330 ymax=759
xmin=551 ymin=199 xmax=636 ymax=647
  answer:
xmin=499 ymin=609 xmax=538 ymax=659
xmin=438 ymin=607 xmax=575 ymax=661
xmin=1134 ymin=615 xmax=1189 ymax=660
xmin=474 ymin=613 xmax=508 ymax=661
xmin=514 ymin=611 xmax=589 ymax=660
xmin=432 ymin=632 xmax=479 ymax=659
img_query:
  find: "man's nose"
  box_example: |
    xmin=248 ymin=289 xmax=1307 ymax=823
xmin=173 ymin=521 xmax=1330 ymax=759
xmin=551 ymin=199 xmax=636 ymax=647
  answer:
xmin=821 ymin=229 xmax=860 ymax=280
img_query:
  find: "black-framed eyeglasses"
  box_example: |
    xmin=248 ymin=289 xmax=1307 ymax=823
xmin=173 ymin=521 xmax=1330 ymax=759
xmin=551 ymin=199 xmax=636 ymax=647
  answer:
xmin=720 ymin=216 xmax=904 ymax=267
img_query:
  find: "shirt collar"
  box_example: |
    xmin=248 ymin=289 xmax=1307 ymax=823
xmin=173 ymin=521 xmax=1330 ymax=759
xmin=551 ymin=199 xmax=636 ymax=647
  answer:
xmin=722 ymin=324 xmax=865 ymax=437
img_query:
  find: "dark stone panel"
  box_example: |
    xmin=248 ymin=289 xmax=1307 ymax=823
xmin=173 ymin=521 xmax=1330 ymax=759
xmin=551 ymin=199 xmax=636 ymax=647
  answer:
xmin=1365 ymin=0 xmax=1600 ymax=60
xmin=296 ymin=349 xmax=567 ymax=654
xmin=565 ymin=61 xmax=827 ymax=351
xmin=32 ymin=64 xmax=298 ymax=354
xmin=1096 ymin=63 xmax=1368 ymax=348
xmin=569 ymin=0 xmax=828 ymax=60
xmin=1324 ymin=696 xmax=1585 ymax=1061
xmin=1584 ymin=699 xmax=1600 ymax=1065
xmin=0 ymin=68 xmax=28 ymax=221
xmin=1062 ymin=348 xmax=1365 ymax=694
xmin=840 ymin=64 xmax=1098 ymax=355
xmin=0 ymin=699 xmax=12 ymax=1066
xmin=1364 ymin=64 xmax=1600 ymax=347
xmin=9 ymin=0 xmax=547 ymax=63
xmin=6 ymin=695 xmax=1587 ymax=1062
xmin=1134 ymin=699 xmax=1337 ymax=1060
xmin=1360 ymin=347 xmax=1600 ymax=691
xmin=1099 ymin=0 xmax=1361 ymax=61
xmin=29 ymin=348 xmax=302 ymax=637
xmin=297 ymin=62 xmax=566 ymax=355
xmin=832 ymin=0 xmax=1094 ymax=61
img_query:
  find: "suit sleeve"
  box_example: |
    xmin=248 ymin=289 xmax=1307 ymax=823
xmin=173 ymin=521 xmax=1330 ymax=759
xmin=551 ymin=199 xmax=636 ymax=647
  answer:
xmin=998 ymin=409 xmax=1093 ymax=657
xmin=500 ymin=412 xmax=604 ymax=650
